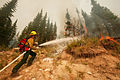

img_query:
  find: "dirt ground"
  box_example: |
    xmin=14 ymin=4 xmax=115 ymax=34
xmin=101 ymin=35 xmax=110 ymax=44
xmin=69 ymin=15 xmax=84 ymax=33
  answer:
xmin=0 ymin=46 xmax=120 ymax=80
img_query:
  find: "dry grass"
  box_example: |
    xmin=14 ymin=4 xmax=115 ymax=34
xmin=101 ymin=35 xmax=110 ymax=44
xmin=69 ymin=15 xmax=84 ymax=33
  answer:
xmin=66 ymin=37 xmax=100 ymax=51
xmin=66 ymin=37 xmax=120 ymax=58
xmin=66 ymin=37 xmax=102 ymax=57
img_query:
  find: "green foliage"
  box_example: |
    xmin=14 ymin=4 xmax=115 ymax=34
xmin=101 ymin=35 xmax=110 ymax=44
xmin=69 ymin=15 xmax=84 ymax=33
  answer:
xmin=53 ymin=22 xmax=57 ymax=39
xmin=19 ymin=9 xmax=57 ymax=44
xmin=66 ymin=9 xmax=71 ymax=21
xmin=81 ymin=0 xmax=120 ymax=37
xmin=64 ymin=8 xmax=86 ymax=37
xmin=91 ymin=0 xmax=119 ymax=37
xmin=67 ymin=40 xmax=82 ymax=52
xmin=82 ymin=10 xmax=93 ymax=33
xmin=0 ymin=0 xmax=17 ymax=47
xmin=67 ymin=39 xmax=84 ymax=51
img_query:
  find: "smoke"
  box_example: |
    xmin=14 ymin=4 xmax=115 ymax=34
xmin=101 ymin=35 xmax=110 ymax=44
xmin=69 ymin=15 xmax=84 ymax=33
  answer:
xmin=71 ymin=0 xmax=93 ymax=34
xmin=72 ymin=0 xmax=92 ymax=14
xmin=1 ymin=0 xmax=119 ymax=37
xmin=1 ymin=0 xmax=92 ymax=36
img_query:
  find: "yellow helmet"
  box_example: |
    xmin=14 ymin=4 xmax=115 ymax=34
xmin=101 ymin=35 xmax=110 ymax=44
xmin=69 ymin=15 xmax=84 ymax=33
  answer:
xmin=30 ymin=31 xmax=37 ymax=35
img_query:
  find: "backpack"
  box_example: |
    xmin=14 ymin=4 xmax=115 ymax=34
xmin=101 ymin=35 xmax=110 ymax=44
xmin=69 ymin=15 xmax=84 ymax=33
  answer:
xmin=17 ymin=37 xmax=30 ymax=52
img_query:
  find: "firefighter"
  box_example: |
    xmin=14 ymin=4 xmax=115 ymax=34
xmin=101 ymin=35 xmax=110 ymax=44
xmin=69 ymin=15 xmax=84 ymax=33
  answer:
xmin=12 ymin=31 xmax=37 ymax=75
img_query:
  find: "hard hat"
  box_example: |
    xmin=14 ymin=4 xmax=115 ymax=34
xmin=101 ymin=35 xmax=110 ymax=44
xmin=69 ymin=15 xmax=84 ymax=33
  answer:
xmin=30 ymin=31 xmax=37 ymax=35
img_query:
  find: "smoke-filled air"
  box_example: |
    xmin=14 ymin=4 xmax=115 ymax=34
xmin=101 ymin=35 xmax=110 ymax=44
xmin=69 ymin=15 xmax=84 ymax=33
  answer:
xmin=0 ymin=0 xmax=120 ymax=80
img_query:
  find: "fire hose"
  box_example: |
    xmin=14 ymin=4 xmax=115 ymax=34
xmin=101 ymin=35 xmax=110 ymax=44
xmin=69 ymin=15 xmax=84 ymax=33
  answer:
xmin=0 ymin=51 xmax=26 ymax=73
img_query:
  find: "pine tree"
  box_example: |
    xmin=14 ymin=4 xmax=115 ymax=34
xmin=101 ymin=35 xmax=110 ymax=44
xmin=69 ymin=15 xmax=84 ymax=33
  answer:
xmin=0 ymin=0 xmax=17 ymax=47
xmin=46 ymin=18 xmax=50 ymax=41
xmin=38 ymin=12 xmax=47 ymax=44
xmin=66 ymin=9 xmax=71 ymax=21
xmin=19 ymin=10 xmax=43 ymax=41
xmin=49 ymin=22 xmax=53 ymax=40
xmin=19 ymin=9 xmax=57 ymax=45
xmin=65 ymin=9 xmax=73 ymax=37
xmin=53 ymin=22 xmax=57 ymax=39
xmin=91 ymin=0 xmax=120 ymax=37
xmin=9 ymin=20 xmax=18 ymax=48
xmin=82 ymin=10 xmax=93 ymax=33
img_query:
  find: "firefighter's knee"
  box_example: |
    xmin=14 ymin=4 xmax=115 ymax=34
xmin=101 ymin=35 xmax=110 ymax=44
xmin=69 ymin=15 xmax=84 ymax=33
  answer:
xmin=21 ymin=59 xmax=27 ymax=64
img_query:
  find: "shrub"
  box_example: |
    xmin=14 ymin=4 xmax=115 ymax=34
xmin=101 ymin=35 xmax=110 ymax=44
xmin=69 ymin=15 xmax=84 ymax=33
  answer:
xmin=66 ymin=37 xmax=100 ymax=52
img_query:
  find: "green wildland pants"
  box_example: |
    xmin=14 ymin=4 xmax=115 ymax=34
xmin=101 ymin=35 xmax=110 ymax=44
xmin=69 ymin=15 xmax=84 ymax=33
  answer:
xmin=12 ymin=50 xmax=36 ymax=73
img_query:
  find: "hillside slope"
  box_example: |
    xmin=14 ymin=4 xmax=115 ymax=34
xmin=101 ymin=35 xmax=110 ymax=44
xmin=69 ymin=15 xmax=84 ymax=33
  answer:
xmin=0 ymin=38 xmax=120 ymax=80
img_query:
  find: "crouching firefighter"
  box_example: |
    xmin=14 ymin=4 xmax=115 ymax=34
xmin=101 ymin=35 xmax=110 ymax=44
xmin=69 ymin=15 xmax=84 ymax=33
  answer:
xmin=12 ymin=31 xmax=37 ymax=74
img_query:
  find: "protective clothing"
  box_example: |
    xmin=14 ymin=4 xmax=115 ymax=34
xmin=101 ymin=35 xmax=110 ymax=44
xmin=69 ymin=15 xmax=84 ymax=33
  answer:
xmin=25 ymin=37 xmax=36 ymax=50
xmin=12 ymin=32 xmax=37 ymax=74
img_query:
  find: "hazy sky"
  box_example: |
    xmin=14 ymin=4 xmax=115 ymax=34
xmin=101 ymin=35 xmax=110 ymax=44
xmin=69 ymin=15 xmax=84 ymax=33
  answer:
xmin=0 ymin=0 xmax=120 ymax=35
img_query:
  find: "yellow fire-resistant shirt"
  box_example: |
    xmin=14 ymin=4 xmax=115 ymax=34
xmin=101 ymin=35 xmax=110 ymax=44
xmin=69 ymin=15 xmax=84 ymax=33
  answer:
xmin=25 ymin=37 xmax=36 ymax=50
